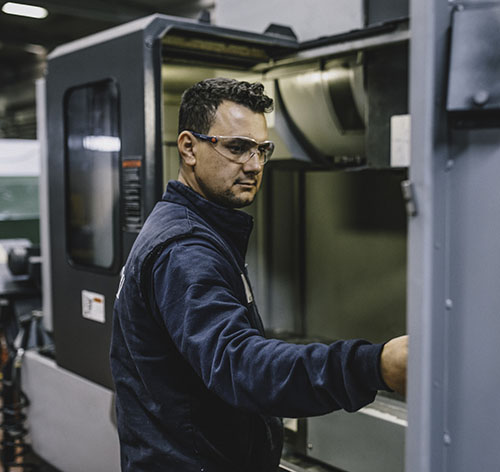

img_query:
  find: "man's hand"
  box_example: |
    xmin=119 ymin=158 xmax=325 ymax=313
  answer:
xmin=380 ymin=335 xmax=408 ymax=396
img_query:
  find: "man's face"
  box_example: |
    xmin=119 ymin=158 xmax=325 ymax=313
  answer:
xmin=189 ymin=100 xmax=268 ymax=209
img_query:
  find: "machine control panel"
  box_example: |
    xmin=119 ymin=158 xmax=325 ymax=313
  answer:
xmin=121 ymin=156 xmax=143 ymax=232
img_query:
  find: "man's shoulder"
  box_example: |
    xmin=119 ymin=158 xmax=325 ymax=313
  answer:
xmin=147 ymin=199 xmax=217 ymax=234
xmin=138 ymin=200 xmax=194 ymax=246
xmin=131 ymin=200 xmax=236 ymax=279
xmin=148 ymin=200 xmax=231 ymax=249
xmin=153 ymin=232 xmax=232 ymax=271
xmin=150 ymin=235 xmax=241 ymax=297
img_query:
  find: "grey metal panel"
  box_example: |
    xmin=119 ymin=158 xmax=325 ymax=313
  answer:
xmin=22 ymin=351 xmax=120 ymax=472
xmin=407 ymin=2 xmax=500 ymax=471
xmin=405 ymin=0 xmax=451 ymax=470
xmin=445 ymin=128 xmax=500 ymax=470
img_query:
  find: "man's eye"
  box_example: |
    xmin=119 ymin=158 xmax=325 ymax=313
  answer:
xmin=224 ymin=140 xmax=252 ymax=154
xmin=228 ymin=145 xmax=243 ymax=154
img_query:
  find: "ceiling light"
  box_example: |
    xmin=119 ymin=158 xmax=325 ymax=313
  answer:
xmin=1 ymin=2 xmax=48 ymax=19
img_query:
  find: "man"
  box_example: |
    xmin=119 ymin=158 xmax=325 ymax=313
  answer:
xmin=110 ymin=78 xmax=408 ymax=472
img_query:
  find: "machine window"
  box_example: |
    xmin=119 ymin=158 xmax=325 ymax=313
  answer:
xmin=64 ymin=80 xmax=120 ymax=270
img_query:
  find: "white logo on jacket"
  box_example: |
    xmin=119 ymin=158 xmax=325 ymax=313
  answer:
xmin=240 ymin=273 xmax=253 ymax=304
xmin=116 ymin=266 xmax=126 ymax=299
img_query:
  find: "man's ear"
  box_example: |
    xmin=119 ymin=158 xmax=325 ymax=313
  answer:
xmin=177 ymin=131 xmax=197 ymax=167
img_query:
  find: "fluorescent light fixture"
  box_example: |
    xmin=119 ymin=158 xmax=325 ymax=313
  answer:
xmin=1 ymin=2 xmax=48 ymax=19
xmin=83 ymin=136 xmax=121 ymax=152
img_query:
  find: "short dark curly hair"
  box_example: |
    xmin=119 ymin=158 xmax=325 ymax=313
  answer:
xmin=178 ymin=77 xmax=273 ymax=134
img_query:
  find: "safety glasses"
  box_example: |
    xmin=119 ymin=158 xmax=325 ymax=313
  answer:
xmin=189 ymin=131 xmax=275 ymax=165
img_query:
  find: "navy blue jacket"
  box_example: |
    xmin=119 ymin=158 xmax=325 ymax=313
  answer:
xmin=110 ymin=180 xmax=389 ymax=472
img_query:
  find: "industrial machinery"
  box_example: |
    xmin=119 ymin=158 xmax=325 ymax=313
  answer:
xmin=33 ymin=13 xmax=410 ymax=472
xmin=17 ymin=2 xmax=500 ymax=471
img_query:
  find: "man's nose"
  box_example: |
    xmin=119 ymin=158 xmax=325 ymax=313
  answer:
xmin=243 ymin=151 xmax=263 ymax=172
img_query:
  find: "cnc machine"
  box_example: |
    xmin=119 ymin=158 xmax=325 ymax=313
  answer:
xmin=29 ymin=11 xmax=412 ymax=472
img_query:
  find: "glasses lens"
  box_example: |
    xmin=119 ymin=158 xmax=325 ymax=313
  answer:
xmin=258 ymin=142 xmax=275 ymax=162
xmin=216 ymin=137 xmax=274 ymax=164
xmin=216 ymin=137 xmax=253 ymax=162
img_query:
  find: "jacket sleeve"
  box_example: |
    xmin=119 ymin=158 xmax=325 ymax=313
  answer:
xmin=152 ymin=239 xmax=390 ymax=418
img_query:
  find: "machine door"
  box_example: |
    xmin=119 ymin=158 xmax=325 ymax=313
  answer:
xmin=46 ymin=26 xmax=153 ymax=387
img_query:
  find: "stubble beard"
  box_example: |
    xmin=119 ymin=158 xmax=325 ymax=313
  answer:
xmin=210 ymin=186 xmax=256 ymax=209
xmin=195 ymin=173 xmax=260 ymax=209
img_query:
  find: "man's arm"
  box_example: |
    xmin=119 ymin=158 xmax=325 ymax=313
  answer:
xmin=153 ymin=240 xmax=393 ymax=417
xmin=380 ymin=335 xmax=408 ymax=396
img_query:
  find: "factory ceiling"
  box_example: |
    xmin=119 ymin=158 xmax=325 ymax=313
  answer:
xmin=0 ymin=0 xmax=213 ymax=138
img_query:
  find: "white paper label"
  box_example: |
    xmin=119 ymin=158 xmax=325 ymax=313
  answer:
xmin=390 ymin=114 xmax=411 ymax=168
xmin=81 ymin=290 xmax=105 ymax=324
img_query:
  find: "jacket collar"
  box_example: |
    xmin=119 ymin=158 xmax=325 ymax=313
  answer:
xmin=162 ymin=180 xmax=254 ymax=263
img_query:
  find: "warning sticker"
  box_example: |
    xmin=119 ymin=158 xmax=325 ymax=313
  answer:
xmin=81 ymin=290 xmax=105 ymax=324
